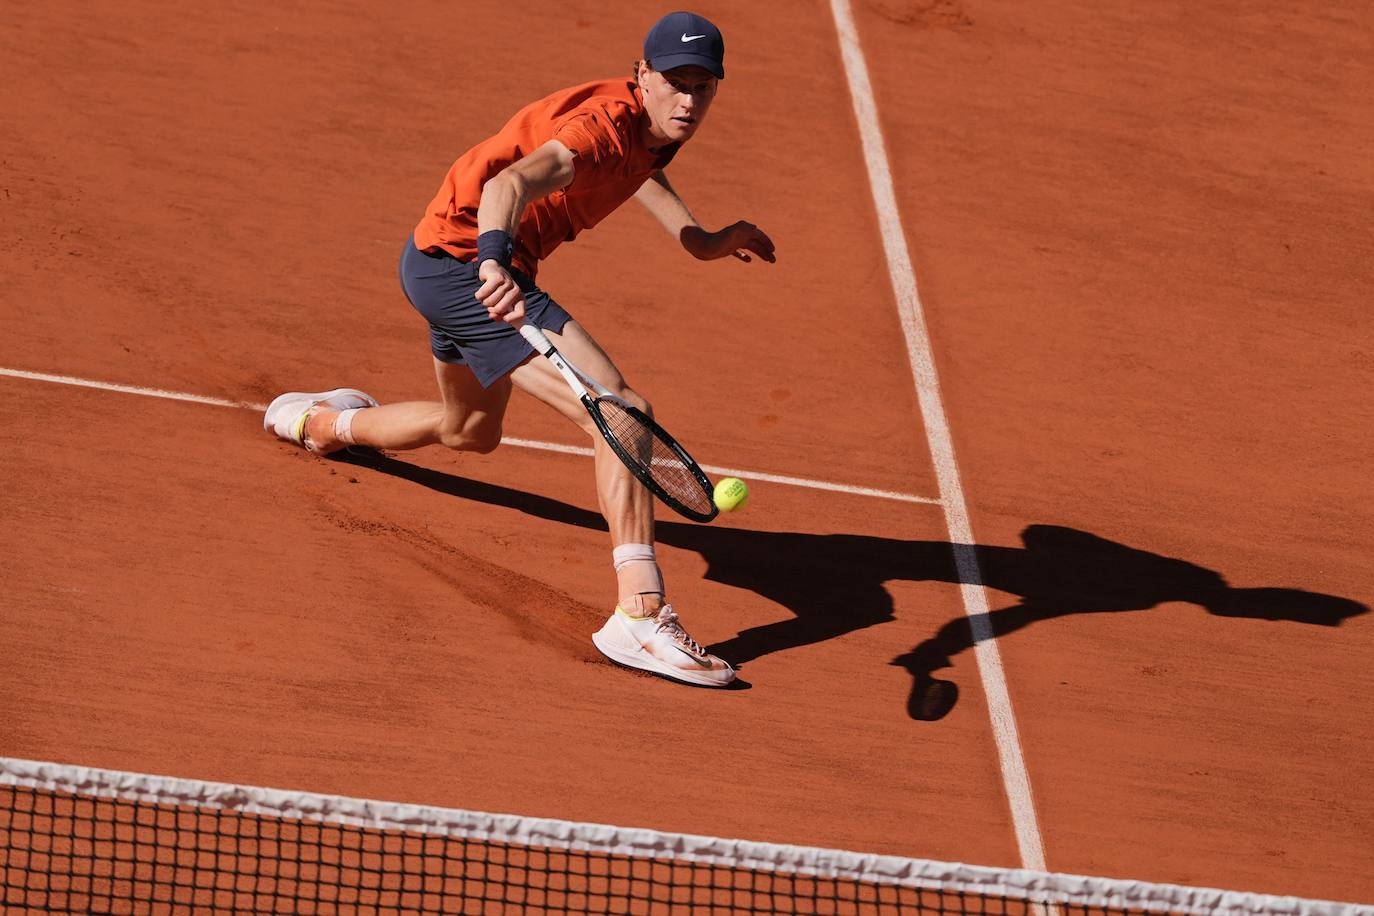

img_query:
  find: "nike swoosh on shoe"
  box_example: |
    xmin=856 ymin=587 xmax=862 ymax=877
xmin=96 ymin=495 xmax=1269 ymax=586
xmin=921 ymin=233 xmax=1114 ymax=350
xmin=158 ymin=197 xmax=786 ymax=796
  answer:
xmin=674 ymin=646 xmax=715 ymax=668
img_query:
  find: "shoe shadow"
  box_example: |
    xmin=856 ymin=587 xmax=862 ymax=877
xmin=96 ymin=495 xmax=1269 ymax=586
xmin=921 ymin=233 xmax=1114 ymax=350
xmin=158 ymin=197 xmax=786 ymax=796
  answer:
xmin=336 ymin=450 xmax=1368 ymax=720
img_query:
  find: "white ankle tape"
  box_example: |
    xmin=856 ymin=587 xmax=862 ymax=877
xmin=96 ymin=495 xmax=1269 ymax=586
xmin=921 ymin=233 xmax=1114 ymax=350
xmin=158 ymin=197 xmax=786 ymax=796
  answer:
xmin=612 ymin=544 xmax=656 ymax=571
xmin=334 ymin=408 xmax=360 ymax=445
xmin=613 ymin=544 xmax=663 ymax=597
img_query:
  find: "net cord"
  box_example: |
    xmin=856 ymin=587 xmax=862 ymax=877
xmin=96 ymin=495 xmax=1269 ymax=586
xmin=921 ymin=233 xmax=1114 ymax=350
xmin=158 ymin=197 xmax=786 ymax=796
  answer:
xmin=2 ymin=757 xmax=1368 ymax=916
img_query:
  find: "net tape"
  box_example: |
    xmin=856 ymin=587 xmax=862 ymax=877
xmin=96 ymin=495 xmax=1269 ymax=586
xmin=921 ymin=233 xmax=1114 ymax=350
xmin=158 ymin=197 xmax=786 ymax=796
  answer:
xmin=2 ymin=758 xmax=1368 ymax=916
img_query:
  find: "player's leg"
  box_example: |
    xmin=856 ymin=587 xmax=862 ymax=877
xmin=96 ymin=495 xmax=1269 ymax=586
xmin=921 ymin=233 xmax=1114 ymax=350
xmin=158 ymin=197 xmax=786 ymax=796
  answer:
xmin=301 ymin=358 xmax=510 ymax=454
xmin=267 ymin=237 xmax=518 ymax=455
xmin=508 ymin=321 xmax=656 ymax=594
xmin=508 ymin=321 xmax=655 ymax=551
xmin=307 ymin=397 xmax=447 ymax=452
xmin=509 ymin=320 xmax=734 ymax=687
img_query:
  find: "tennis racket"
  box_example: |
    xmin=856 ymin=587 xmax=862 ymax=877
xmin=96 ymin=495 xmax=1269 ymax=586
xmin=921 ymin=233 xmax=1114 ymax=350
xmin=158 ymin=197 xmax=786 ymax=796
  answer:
xmin=517 ymin=322 xmax=718 ymax=523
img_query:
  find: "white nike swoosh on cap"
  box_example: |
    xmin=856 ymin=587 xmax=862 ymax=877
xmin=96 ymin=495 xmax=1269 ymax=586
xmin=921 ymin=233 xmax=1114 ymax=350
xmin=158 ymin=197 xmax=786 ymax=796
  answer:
xmin=680 ymin=33 xmax=706 ymax=42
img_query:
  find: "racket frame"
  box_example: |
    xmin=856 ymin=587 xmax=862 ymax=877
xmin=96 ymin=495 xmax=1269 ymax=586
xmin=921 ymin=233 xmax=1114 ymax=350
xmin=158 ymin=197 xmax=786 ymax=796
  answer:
xmin=518 ymin=323 xmax=719 ymax=523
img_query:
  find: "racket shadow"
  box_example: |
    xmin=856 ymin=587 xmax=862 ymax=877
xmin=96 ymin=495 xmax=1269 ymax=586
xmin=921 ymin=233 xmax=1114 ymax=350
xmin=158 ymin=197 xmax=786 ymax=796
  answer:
xmin=333 ymin=451 xmax=1368 ymax=722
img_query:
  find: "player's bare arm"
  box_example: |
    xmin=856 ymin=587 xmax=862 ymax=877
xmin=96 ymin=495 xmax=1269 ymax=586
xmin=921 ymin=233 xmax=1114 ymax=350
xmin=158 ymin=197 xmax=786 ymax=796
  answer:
xmin=635 ymin=170 xmax=776 ymax=263
xmin=475 ymin=139 xmax=578 ymax=323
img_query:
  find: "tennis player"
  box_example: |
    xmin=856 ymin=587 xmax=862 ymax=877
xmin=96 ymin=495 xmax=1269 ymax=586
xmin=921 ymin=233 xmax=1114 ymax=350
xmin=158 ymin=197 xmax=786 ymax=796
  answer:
xmin=264 ymin=12 xmax=773 ymax=688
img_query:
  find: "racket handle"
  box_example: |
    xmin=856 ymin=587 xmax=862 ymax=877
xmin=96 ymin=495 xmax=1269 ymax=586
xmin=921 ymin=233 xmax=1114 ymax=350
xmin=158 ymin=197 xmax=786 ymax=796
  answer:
xmin=517 ymin=322 xmax=555 ymax=356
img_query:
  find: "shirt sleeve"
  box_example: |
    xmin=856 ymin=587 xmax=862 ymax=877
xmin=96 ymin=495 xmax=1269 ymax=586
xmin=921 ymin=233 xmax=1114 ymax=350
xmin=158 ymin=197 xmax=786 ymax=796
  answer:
xmin=551 ymin=106 xmax=630 ymax=172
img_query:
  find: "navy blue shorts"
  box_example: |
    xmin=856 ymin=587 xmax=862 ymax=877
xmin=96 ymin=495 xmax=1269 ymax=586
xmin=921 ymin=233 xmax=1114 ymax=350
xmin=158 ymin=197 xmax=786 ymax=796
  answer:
xmin=398 ymin=236 xmax=573 ymax=388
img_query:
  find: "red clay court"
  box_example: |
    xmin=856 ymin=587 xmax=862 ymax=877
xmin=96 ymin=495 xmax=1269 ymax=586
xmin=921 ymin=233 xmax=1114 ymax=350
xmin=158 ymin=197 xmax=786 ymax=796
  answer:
xmin=2 ymin=1 xmax=1372 ymax=912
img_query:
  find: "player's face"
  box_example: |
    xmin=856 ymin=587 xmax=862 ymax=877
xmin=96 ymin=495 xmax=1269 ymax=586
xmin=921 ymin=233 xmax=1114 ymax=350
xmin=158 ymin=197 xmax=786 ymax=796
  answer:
xmin=638 ymin=64 xmax=718 ymax=144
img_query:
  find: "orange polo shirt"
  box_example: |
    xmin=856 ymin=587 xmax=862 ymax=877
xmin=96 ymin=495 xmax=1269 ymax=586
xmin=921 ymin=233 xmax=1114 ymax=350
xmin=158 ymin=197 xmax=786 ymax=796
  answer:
xmin=413 ymin=79 xmax=678 ymax=280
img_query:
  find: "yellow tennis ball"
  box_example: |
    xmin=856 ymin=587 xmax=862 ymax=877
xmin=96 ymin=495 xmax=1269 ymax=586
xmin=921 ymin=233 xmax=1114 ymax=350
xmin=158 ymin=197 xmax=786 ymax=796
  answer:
xmin=713 ymin=477 xmax=749 ymax=512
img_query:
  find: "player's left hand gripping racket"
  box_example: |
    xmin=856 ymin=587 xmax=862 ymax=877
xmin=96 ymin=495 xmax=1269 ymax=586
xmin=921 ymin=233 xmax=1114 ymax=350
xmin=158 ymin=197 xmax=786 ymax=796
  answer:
xmin=517 ymin=322 xmax=718 ymax=523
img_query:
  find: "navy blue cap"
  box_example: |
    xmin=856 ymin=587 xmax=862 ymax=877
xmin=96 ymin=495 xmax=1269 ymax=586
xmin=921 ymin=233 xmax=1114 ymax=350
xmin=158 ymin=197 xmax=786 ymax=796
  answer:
xmin=643 ymin=11 xmax=725 ymax=79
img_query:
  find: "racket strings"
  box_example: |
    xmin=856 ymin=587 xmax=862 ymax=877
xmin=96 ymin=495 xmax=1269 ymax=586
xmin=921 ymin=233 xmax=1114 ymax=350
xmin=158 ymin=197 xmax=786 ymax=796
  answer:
xmin=597 ymin=399 xmax=714 ymax=517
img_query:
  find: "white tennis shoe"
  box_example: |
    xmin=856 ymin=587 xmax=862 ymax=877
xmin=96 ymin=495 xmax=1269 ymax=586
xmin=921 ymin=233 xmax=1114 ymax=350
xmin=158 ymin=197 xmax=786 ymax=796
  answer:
xmin=263 ymin=387 xmax=379 ymax=451
xmin=592 ymin=604 xmax=735 ymax=687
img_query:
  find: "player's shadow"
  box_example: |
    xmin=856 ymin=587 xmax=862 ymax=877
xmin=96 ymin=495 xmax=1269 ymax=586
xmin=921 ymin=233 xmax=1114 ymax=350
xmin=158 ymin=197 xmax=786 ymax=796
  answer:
xmin=336 ymin=450 xmax=1368 ymax=721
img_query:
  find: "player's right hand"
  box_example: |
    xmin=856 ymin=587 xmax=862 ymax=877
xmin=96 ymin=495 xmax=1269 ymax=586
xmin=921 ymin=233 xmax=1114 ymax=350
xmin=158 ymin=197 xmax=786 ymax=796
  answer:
xmin=476 ymin=261 xmax=527 ymax=324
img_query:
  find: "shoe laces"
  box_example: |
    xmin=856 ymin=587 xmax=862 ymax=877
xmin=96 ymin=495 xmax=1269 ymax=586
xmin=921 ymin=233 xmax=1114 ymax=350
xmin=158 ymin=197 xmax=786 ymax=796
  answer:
xmin=654 ymin=605 xmax=706 ymax=658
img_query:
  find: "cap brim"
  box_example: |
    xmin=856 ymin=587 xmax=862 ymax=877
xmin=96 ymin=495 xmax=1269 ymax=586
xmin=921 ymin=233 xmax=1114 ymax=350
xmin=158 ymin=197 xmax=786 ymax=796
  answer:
xmin=647 ymin=52 xmax=724 ymax=79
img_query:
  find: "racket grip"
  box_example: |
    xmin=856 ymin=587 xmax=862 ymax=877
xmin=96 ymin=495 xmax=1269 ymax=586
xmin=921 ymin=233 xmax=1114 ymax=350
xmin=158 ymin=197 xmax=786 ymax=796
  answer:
xmin=517 ymin=322 xmax=555 ymax=356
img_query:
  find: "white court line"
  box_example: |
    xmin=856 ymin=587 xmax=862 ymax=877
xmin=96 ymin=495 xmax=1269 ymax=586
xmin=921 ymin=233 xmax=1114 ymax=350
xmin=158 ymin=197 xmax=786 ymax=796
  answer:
xmin=0 ymin=367 xmax=265 ymax=411
xmin=0 ymin=366 xmax=941 ymax=506
xmin=828 ymin=0 xmax=1049 ymax=874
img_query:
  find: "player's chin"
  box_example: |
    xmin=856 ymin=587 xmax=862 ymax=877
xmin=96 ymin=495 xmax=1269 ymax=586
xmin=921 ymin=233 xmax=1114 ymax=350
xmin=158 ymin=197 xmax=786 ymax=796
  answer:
xmin=668 ymin=118 xmax=700 ymax=140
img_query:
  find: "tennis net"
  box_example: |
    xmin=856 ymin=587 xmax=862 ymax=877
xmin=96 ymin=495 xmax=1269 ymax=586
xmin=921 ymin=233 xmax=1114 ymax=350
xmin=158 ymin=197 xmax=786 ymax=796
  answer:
xmin=2 ymin=757 xmax=1368 ymax=915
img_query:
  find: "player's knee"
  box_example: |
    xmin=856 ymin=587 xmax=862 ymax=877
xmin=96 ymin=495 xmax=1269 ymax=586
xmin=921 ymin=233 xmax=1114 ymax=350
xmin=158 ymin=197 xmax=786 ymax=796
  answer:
xmin=616 ymin=386 xmax=652 ymax=417
xmin=467 ymin=433 xmax=502 ymax=454
xmin=439 ymin=424 xmax=502 ymax=453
